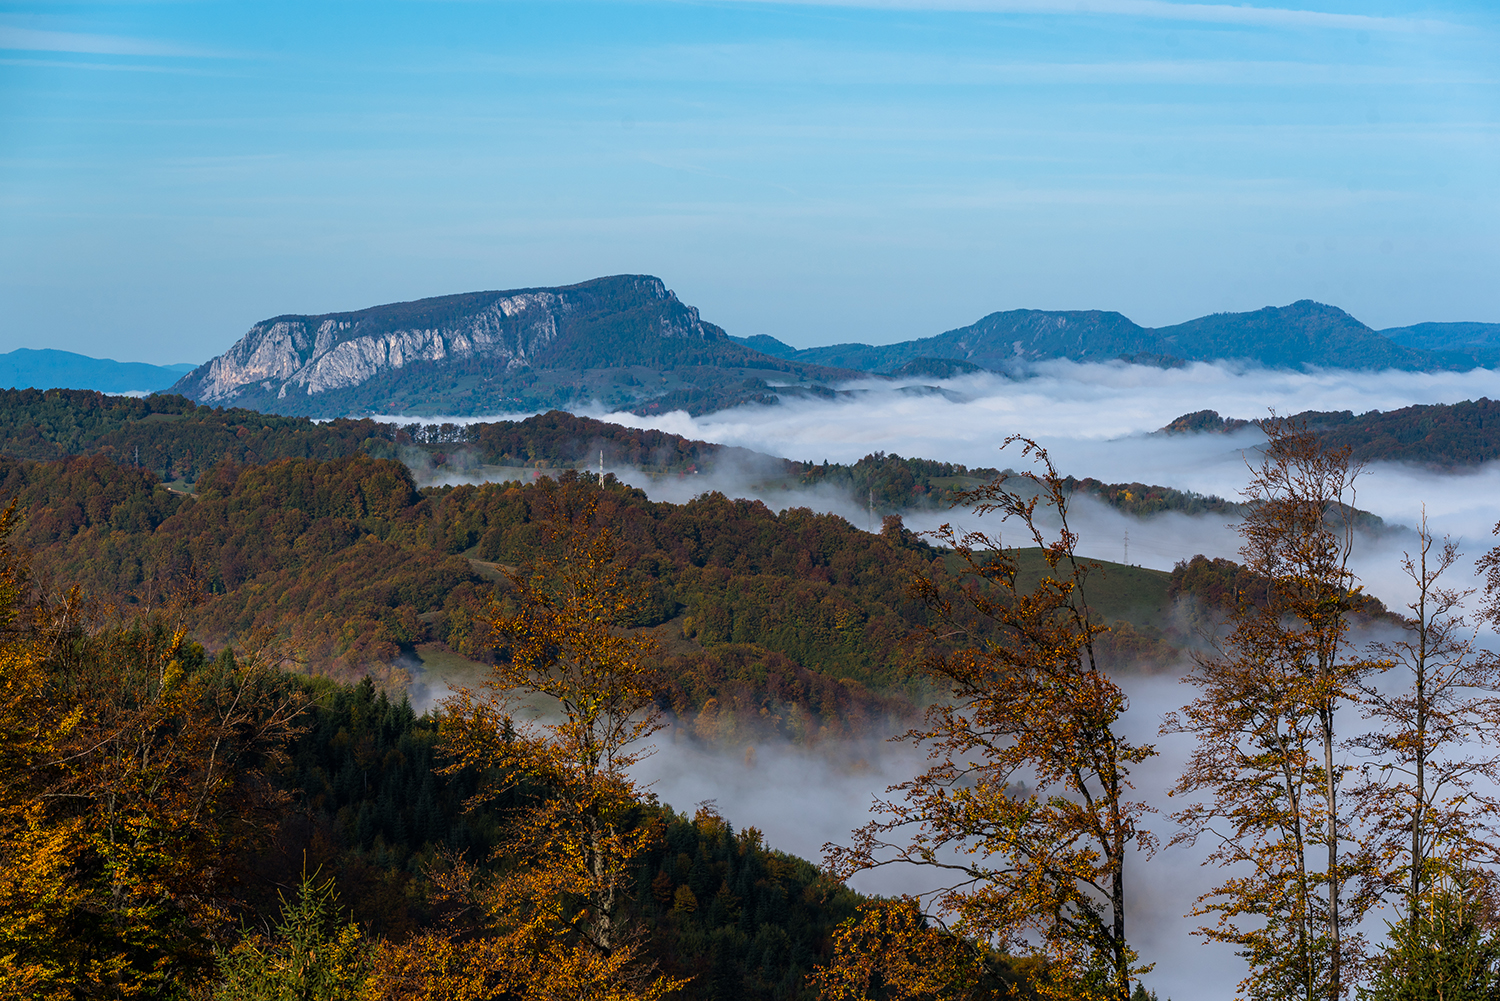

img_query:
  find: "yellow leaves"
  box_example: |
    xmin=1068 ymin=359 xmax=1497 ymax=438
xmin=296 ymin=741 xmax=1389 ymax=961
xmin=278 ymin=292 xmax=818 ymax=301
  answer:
xmin=810 ymin=897 xmax=1030 ymax=1001
xmin=435 ymin=479 xmax=679 ymax=999
xmin=0 ymin=528 xmax=309 ymax=998
xmin=830 ymin=439 xmax=1155 ymax=1001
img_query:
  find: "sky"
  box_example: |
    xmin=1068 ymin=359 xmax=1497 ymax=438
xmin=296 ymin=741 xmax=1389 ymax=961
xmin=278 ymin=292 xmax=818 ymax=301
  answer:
xmin=2 ymin=0 xmax=1497 ymax=365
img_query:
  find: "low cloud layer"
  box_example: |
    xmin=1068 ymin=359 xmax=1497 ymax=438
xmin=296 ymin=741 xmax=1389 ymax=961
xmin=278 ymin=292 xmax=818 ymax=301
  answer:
xmin=586 ymin=361 xmax=1500 ymax=609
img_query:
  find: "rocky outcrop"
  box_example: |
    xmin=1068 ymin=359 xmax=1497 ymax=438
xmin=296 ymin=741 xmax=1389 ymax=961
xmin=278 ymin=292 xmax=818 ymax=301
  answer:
xmin=175 ymin=275 xmax=718 ymax=405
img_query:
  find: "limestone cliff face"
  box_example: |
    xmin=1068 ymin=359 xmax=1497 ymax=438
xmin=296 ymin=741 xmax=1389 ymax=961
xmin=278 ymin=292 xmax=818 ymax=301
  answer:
xmin=175 ymin=275 xmax=719 ymax=405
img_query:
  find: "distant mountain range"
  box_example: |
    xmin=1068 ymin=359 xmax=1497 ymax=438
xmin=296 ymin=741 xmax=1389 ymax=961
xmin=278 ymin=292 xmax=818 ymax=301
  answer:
xmin=6 ymin=277 xmax=1492 ymax=418
xmin=737 ymin=302 xmax=1500 ymax=374
xmin=0 ymin=349 xmax=193 ymax=395
xmin=1382 ymin=322 xmax=1500 ymax=368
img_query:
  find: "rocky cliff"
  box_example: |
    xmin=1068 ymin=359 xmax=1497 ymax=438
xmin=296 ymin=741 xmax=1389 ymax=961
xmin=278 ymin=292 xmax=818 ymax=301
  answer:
xmin=172 ymin=275 xmax=845 ymax=417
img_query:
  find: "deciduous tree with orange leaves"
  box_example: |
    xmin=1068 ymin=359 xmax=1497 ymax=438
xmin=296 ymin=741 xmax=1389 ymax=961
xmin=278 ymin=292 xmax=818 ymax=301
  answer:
xmin=824 ymin=438 xmax=1158 ymax=1001
xmin=413 ymin=476 xmax=685 ymax=1001
xmin=0 ymin=501 xmax=309 ymax=1000
xmin=809 ymin=895 xmax=1041 ymax=1000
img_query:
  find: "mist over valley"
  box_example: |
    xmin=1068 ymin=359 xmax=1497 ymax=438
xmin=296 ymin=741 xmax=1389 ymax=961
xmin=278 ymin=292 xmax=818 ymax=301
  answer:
xmin=7 ymin=0 xmax=1500 ymax=994
xmin=4 ymin=339 xmax=1495 ymax=997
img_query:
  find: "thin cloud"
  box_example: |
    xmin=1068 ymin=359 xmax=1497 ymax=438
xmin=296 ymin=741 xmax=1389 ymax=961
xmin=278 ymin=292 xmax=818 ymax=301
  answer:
xmin=0 ymin=57 xmax=205 ymax=74
xmin=704 ymin=0 xmax=1450 ymax=33
xmin=0 ymin=24 xmax=215 ymax=58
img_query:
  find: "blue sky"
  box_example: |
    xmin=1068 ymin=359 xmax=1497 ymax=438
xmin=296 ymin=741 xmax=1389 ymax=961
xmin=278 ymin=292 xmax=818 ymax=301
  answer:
xmin=1 ymin=0 xmax=1496 ymax=364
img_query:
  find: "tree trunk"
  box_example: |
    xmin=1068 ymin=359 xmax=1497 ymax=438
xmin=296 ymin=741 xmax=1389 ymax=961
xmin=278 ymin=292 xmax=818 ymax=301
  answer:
xmin=1324 ymin=705 xmax=1341 ymax=1001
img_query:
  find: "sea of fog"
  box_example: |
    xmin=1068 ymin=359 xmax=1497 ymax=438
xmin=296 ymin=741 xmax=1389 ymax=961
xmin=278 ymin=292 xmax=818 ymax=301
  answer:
xmin=383 ymin=360 xmax=1500 ymax=1001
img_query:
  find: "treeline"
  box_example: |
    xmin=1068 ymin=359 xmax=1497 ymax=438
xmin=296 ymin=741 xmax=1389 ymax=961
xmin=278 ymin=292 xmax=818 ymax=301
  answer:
xmin=0 ymin=390 xmax=743 ymax=484
xmin=1061 ymin=476 xmax=1234 ymax=518
xmin=787 ymin=450 xmax=1235 ymax=520
xmin=1298 ymin=398 xmax=1500 ymax=467
xmin=789 ymin=451 xmax=1000 ymax=513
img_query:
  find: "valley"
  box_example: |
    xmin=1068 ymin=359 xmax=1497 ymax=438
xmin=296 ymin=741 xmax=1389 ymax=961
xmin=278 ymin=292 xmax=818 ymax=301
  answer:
xmin=4 ymin=331 xmax=1499 ymax=1001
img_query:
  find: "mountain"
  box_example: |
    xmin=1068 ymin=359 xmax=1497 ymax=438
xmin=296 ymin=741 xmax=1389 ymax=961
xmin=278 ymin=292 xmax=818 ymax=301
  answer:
xmin=792 ymin=300 xmax=1448 ymax=374
xmin=175 ymin=278 xmax=1495 ymax=424
xmin=0 ymin=348 xmax=194 ymax=394
xmin=1381 ymin=321 xmax=1500 ymax=368
xmin=1153 ymin=301 xmax=1436 ymax=370
xmin=728 ymin=333 xmax=800 ymax=359
xmin=795 ymin=309 xmax=1152 ymax=370
xmin=171 ymin=275 xmax=854 ymax=418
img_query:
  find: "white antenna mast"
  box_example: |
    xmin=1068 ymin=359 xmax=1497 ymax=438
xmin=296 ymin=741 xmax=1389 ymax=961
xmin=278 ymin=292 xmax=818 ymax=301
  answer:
xmin=599 ymin=449 xmax=605 ymax=486
xmin=1124 ymin=530 xmax=1129 ymax=565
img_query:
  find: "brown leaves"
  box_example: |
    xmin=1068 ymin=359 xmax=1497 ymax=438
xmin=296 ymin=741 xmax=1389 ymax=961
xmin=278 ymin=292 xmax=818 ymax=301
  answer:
xmin=824 ymin=438 xmax=1156 ymax=1001
xmin=435 ymin=477 xmax=683 ymax=1000
xmin=0 ymin=503 xmax=311 ymax=998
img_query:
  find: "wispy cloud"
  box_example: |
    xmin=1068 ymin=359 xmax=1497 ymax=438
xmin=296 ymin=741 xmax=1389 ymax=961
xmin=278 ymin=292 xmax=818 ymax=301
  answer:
xmin=0 ymin=24 xmax=213 ymax=58
xmin=705 ymin=0 xmax=1450 ymax=33
xmin=0 ymin=56 xmax=203 ymax=74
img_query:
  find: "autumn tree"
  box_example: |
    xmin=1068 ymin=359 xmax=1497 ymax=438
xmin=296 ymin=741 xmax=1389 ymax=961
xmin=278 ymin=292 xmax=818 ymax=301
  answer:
xmin=0 ymin=503 xmax=309 ymax=999
xmin=1164 ymin=417 xmax=1381 ymax=1001
xmin=825 ymin=438 xmax=1158 ymax=1001
xmin=809 ymin=896 xmax=1040 ymax=1000
xmin=430 ymin=476 xmax=684 ymax=1000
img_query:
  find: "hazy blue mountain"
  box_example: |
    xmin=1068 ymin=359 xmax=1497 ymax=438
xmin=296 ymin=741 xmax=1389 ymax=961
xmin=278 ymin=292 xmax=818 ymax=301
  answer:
xmin=795 ymin=309 xmax=1151 ymax=371
xmin=1153 ymin=301 xmax=1435 ymax=370
xmin=791 ymin=300 xmax=1451 ymax=373
xmin=0 ymin=348 xmax=194 ymax=394
xmin=171 ymin=275 xmax=855 ymax=417
xmin=1381 ymin=321 xmax=1500 ymax=368
xmin=173 ymin=276 xmax=1493 ymax=424
xmin=729 ymin=333 xmax=800 ymax=359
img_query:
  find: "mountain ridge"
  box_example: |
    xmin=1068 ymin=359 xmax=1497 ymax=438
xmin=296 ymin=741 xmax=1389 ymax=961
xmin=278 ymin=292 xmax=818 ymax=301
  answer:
xmin=0 ymin=348 xmax=193 ymax=395
xmin=787 ymin=300 xmax=1452 ymax=373
xmin=170 ymin=275 xmax=856 ymax=417
xmin=1380 ymin=320 xmax=1500 ymax=367
xmin=138 ymin=277 xmax=1500 ymax=418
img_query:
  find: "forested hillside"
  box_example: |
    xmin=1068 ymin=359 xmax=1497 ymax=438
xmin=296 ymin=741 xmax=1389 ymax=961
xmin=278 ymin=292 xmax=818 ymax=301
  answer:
xmin=0 ymin=538 xmax=883 ymax=1000
xmin=0 ymin=443 xmax=1209 ymax=741
xmin=1163 ymin=398 xmax=1500 ymax=467
xmin=0 ymin=389 xmax=1251 ymax=517
xmin=0 ymin=398 xmax=1431 ymax=1001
